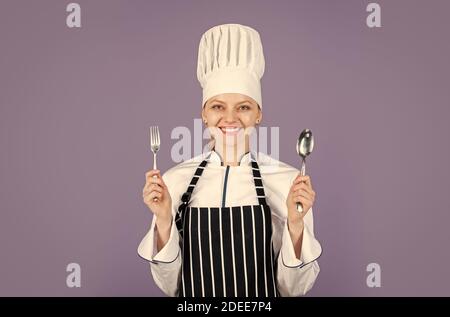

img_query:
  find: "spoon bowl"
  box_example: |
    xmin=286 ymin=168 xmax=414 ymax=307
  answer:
xmin=296 ymin=129 xmax=315 ymax=212
xmin=296 ymin=129 xmax=314 ymax=159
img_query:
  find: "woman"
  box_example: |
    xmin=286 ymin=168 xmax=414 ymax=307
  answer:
xmin=138 ymin=24 xmax=322 ymax=297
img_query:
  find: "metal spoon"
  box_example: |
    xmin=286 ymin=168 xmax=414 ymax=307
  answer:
xmin=296 ymin=129 xmax=314 ymax=212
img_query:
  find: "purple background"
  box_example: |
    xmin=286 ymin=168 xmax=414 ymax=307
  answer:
xmin=1 ymin=0 xmax=449 ymax=296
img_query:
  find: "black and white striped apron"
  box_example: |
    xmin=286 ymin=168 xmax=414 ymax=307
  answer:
xmin=175 ymin=154 xmax=278 ymax=297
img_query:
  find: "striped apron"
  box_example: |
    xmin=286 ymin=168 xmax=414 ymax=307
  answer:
xmin=175 ymin=155 xmax=278 ymax=297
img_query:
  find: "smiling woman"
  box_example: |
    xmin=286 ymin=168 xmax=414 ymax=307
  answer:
xmin=138 ymin=23 xmax=322 ymax=297
xmin=202 ymin=93 xmax=262 ymax=166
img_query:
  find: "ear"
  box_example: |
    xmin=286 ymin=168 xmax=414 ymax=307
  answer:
xmin=201 ymin=106 xmax=207 ymax=122
xmin=257 ymin=108 xmax=262 ymax=123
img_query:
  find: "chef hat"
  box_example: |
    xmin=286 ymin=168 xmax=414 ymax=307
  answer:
xmin=197 ymin=24 xmax=265 ymax=108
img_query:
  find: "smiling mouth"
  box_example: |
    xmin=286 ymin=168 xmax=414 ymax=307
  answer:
xmin=219 ymin=127 xmax=242 ymax=134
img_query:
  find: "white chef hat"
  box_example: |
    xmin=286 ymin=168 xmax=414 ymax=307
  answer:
xmin=197 ymin=24 xmax=265 ymax=108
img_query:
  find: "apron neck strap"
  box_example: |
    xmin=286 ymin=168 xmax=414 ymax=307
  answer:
xmin=180 ymin=151 xmax=268 ymax=206
xmin=250 ymin=153 xmax=268 ymax=205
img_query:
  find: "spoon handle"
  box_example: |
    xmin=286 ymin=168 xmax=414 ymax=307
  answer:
xmin=296 ymin=159 xmax=306 ymax=212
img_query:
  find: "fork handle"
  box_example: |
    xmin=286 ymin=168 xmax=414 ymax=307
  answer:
xmin=152 ymin=152 xmax=158 ymax=201
xmin=296 ymin=160 xmax=306 ymax=213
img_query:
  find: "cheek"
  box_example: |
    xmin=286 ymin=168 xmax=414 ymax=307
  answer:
xmin=239 ymin=113 xmax=258 ymax=127
xmin=204 ymin=112 xmax=220 ymax=125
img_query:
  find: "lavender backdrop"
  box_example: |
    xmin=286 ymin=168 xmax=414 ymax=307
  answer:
xmin=1 ymin=0 xmax=449 ymax=296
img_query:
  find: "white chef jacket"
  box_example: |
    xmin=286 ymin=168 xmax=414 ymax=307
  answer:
xmin=137 ymin=150 xmax=322 ymax=297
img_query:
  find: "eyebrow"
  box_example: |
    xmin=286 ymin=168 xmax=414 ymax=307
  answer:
xmin=209 ymin=99 xmax=255 ymax=106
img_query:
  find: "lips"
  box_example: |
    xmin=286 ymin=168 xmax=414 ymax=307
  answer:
xmin=220 ymin=127 xmax=241 ymax=134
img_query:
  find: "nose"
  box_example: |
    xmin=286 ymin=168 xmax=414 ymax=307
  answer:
xmin=222 ymin=108 xmax=238 ymax=123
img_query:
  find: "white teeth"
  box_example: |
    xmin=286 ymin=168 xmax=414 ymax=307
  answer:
xmin=221 ymin=127 xmax=240 ymax=133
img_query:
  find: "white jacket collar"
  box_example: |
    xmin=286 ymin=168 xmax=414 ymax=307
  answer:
xmin=207 ymin=150 xmax=253 ymax=166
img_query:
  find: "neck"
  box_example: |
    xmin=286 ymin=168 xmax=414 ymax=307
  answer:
xmin=214 ymin=143 xmax=250 ymax=166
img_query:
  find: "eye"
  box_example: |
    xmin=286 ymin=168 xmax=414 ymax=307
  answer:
xmin=238 ymin=104 xmax=251 ymax=111
xmin=211 ymin=104 xmax=223 ymax=110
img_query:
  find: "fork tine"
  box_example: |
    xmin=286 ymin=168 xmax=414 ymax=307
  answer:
xmin=151 ymin=126 xmax=156 ymax=147
xmin=153 ymin=126 xmax=156 ymax=145
xmin=150 ymin=126 xmax=153 ymax=147
xmin=152 ymin=127 xmax=155 ymax=144
xmin=156 ymin=126 xmax=160 ymax=145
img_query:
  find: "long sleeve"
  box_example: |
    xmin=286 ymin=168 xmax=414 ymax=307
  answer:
xmin=137 ymin=215 xmax=181 ymax=296
xmin=137 ymin=172 xmax=183 ymax=297
xmin=276 ymin=207 xmax=322 ymax=296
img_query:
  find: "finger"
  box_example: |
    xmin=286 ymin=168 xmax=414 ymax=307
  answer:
xmin=144 ymin=172 xmax=164 ymax=188
xmin=143 ymin=182 xmax=161 ymax=194
xmin=294 ymin=195 xmax=312 ymax=207
xmin=294 ymin=192 xmax=312 ymax=203
xmin=294 ymin=188 xmax=312 ymax=198
xmin=292 ymin=183 xmax=314 ymax=195
xmin=145 ymin=170 xmax=161 ymax=179
xmin=294 ymin=188 xmax=314 ymax=201
xmin=143 ymin=185 xmax=163 ymax=196
xmin=294 ymin=187 xmax=314 ymax=199
xmin=293 ymin=174 xmax=302 ymax=184
xmin=300 ymin=175 xmax=312 ymax=187
xmin=145 ymin=191 xmax=162 ymax=202
xmin=147 ymin=176 xmax=166 ymax=188
xmin=153 ymin=192 xmax=162 ymax=199
xmin=153 ymin=192 xmax=163 ymax=202
xmin=293 ymin=174 xmax=312 ymax=186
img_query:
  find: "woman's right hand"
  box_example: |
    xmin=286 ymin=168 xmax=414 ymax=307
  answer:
xmin=142 ymin=170 xmax=173 ymax=224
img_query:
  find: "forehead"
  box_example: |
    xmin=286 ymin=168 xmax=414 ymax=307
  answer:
xmin=207 ymin=93 xmax=257 ymax=104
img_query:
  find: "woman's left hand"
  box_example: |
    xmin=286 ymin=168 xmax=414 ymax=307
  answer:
xmin=286 ymin=174 xmax=316 ymax=225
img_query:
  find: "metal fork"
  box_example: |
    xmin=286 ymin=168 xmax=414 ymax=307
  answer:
xmin=150 ymin=125 xmax=160 ymax=179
